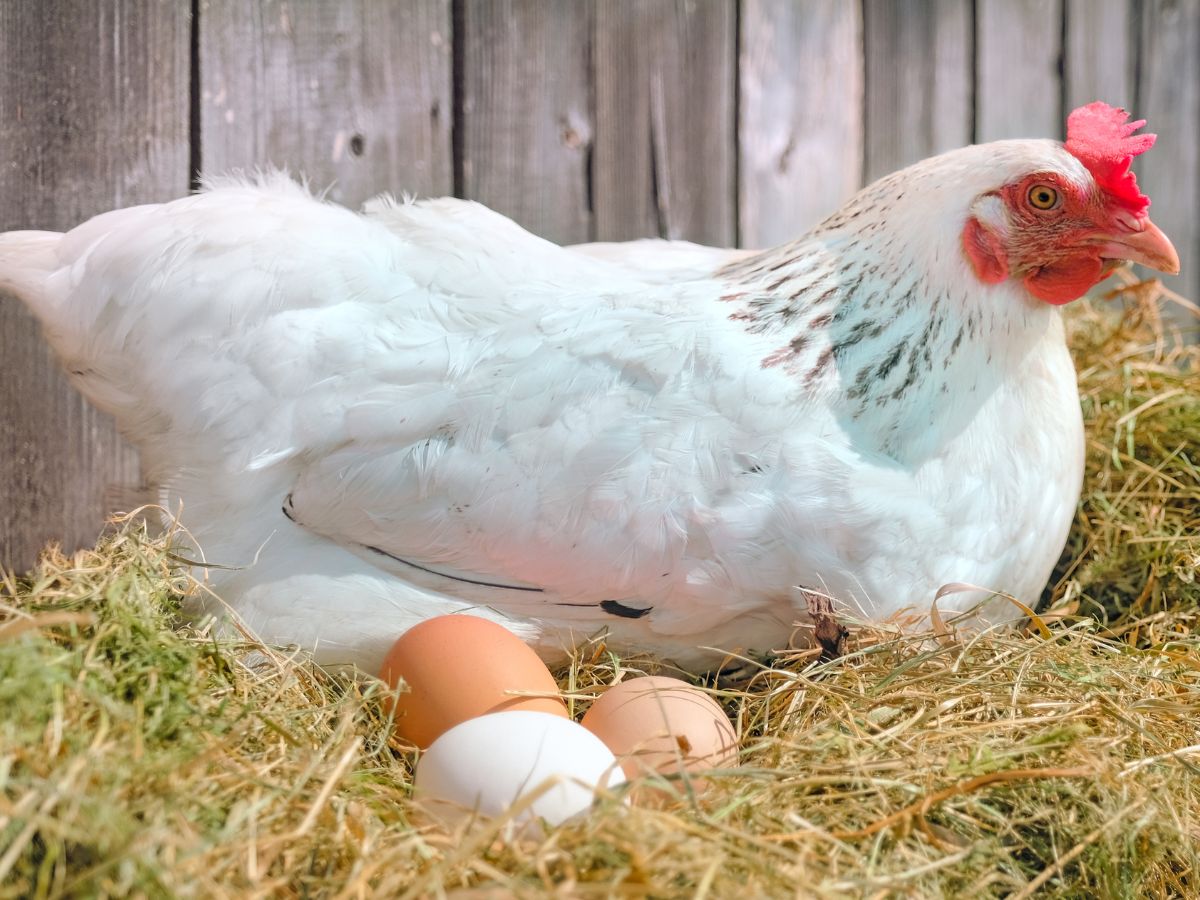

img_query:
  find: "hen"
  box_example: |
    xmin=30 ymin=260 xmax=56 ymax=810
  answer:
xmin=0 ymin=103 xmax=1179 ymax=672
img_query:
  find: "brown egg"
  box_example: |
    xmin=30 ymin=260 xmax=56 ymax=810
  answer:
xmin=580 ymin=676 xmax=738 ymax=782
xmin=379 ymin=614 xmax=568 ymax=749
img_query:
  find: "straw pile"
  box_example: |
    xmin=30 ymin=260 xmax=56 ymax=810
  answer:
xmin=2 ymin=277 xmax=1197 ymax=898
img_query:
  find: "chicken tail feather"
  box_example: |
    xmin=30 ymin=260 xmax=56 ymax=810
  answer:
xmin=0 ymin=230 xmax=62 ymax=316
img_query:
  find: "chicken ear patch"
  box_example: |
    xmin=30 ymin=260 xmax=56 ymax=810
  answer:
xmin=961 ymin=216 xmax=1008 ymax=284
xmin=1065 ymin=102 xmax=1155 ymax=215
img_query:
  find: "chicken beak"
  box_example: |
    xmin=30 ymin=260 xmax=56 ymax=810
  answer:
xmin=1097 ymin=217 xmax=1181 ymax=275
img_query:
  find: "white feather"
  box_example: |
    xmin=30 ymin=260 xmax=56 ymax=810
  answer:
xmin=0 ymin=154 xmax=1088 ymax=672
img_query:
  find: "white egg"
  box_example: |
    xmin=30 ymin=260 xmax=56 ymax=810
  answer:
xmin=414 ymin=710 xmax=626 ymax=838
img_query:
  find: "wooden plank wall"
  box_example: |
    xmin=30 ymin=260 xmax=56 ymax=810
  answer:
xmin=200 ymin=0 xmax=454 ymax=205
xmin=1 ymin=0 xmax=1198 ymax=571
xmin=0 ymin=1 xmax=189 ymax=573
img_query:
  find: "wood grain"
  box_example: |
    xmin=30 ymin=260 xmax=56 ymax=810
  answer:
xmin=0 ymin=1 xmax=188 ymax=572
xmin=458 ymin=0 xmax=592 ymax=245
xmin=739 ymin=0 xmax=863 ymax=248
xmin=200 ymin=0 xmax=453 ymax=206
xmin=862 ymin=0 xmax=972 ymax=184
xmin=1063 ymin=0 xmax=1135 ymax=113
xmin=976 ymin=0 xmax=1065 ymax=141
xmin=2 ymin=2 xmax=1197 ymax=570
xmin=592 ymin=0 xmax=736 ymax=246
xmin=1136 ymin=0 xmax=1200 ymax=324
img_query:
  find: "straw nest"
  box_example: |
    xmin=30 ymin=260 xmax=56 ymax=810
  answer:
xmin=2 ymin=276 xmax=1197 ymax=898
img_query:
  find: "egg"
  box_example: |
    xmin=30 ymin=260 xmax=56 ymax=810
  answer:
xmin=379 ymin=614 xmax=567 ymax=748
xmin=414 ymin=710 xmax=626 ymax=838
xmin=580 ymin=676 xmax=738 ymax=782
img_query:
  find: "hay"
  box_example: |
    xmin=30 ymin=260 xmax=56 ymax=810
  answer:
xmin=2 ymin=278 xmax=1198 ymax=898
xmin=1053 ymin=276 xmax=1200 ymax=630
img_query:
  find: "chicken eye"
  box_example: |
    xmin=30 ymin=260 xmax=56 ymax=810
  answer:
xmin=1028 ymin=185 xmax=1059 ymax=210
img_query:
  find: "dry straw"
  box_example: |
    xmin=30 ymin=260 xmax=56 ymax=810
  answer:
xmin=1 ymin=275 xmax=1197 ymax=898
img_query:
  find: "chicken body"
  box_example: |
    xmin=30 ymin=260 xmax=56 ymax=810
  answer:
xmin=0 ymin=125 xmax=1176 ymax=672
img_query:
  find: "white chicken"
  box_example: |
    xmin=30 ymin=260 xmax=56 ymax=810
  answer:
xmin=0 ymin=103 xmax=1179 ymax=672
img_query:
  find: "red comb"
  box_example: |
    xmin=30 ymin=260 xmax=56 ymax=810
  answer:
xmin=1065 ymin=102 xmax=1156 ymax=215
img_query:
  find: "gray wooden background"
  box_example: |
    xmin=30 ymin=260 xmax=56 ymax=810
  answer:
xmin=2 ymin=0 xmax=1198 ymax=572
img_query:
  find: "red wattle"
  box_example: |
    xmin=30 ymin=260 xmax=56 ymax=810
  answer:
xmin=1023 ymin=256 xmax=1106 ymax=305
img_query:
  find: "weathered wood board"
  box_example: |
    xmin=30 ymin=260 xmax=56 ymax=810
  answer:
xmin=592 ymin=0 xmax=737 ymax=246
xmin=0 ymin=1 xmax=189 ymax=572
xmin=1 ymin=1 xmax=1198 ymax=570
xmin=1136 ymin=0 xmax=1200 ymax=324
xmin=1063 ymin=0 xmax=1135 ymax=113
xmin=740 ymin=0 xmax=864 ymax=248
xmin=863 ymin=0 xmax=973 ymax=184
xmin=200 ymin=0 xmax=453 ymax=206
xmin=457 ymin=0 xmax=592 ymax=245
xmin=976 ymin=0 xmax=1065 ymax=141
